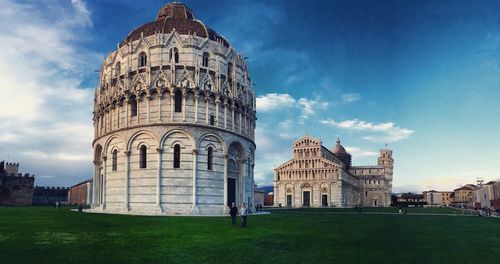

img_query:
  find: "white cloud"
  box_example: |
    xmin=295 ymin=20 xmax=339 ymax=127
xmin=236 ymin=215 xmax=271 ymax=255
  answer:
xmin=345 ymin=147 xmax=378 ymax=158
xmin=297 ymin=98 xmax=329 ymax=120
xmin=341 ymin=93 xmax=360 ymax=103
xmin=256 ymin=93 xmax=296 ymax=111
xmin=0 ymin=0 xmax=100 ymax=186
xmin=320 ymin=119 xmax=414 ymax=143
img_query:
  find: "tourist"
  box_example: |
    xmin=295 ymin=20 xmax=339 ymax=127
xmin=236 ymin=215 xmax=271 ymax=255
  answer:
xmin=241 ymin=203 xmax=248 ymax=228
xmin=229 ymin=202 xmax=238 ymax=225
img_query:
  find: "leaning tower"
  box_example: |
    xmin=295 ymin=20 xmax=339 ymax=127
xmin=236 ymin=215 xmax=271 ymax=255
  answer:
xmin=91 ymin=3 xmax=256 ymax=215
xmin=378 ymin=149 xmax=393 ymax=205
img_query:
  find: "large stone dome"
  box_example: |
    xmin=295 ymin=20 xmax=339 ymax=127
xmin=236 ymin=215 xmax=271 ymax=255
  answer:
xmin=120 ymin=3 xmax=229 ymax=47
xmin=332 ymin=139 xmax=351 ymax=167
xmin=91 ymin=2 xmax=256 ymax=216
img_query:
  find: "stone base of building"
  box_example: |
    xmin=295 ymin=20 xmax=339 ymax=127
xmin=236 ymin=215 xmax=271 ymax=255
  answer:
xmin=83 ymin=205 xmax=261 ymax=216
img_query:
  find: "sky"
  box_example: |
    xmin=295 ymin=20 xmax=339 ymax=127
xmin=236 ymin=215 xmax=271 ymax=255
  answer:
xmin=1 ymin=0 xmax=500 ymax=192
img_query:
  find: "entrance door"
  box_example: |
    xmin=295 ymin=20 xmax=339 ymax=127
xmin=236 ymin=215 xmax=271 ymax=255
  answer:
xmin=322 ymin=194 xmax=328 ymax=206
xmin=303 ymin=191 xmax=310 ymax=206
xmin=286 ymin=195 xmax=292 ymax=206
xmin=227 ymin=178 xmax=236 ymax=206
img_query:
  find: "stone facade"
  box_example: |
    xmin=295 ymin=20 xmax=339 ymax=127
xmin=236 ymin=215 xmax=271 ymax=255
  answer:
xmin=91 ymin=3 xmax=256 ymax=215
xmin=274 ymin=136 xmax=393 ymax=208
xmin=0 ymin=161 xmax=35 ymax=206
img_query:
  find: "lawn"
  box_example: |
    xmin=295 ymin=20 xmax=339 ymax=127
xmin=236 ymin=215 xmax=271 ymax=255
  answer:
xmin=0 ymin=206 xmax=499 ymax=264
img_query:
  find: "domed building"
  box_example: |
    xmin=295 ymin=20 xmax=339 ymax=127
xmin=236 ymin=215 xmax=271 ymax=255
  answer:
xmin=274 ymin=136 xmax=393 ymax=207
xmin=91 ymin=3 xmax=256 ymax=215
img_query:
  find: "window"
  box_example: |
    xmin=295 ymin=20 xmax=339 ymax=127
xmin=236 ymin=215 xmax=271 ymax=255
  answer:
xmin=115 ymin=62 xmax=121 ymax=77
xmin=138 ymin=52 xmax=147 ymax=67
xmin=112 ymin=149 xmax=118 ymax=171
xmin=207 ymin=147 xmax=213 ymax=170
xmin=210 ymin=114 xmax=215 ymax=125
xmin=227 ymin=62 xmax=233 ymax=78
xmin=174 ymin=90 xmax=182 ymax=112
xmin=173 ymin=144 xmax=181 ymax=168
xmin=139 ymin=145 xmax=147 ymax=168
xmin=202 ymin=52 xmax=209 ymax=67
xmin=130 ymin=95 xmax=137 ymax=116
xmin=170 ymin=48 xmax=179 ymax=64
xmin=365 ymin=191 xmax=368 ymax=197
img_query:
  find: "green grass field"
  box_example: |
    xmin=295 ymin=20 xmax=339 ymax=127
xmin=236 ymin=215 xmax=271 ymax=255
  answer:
xmin=0 ymin=206 xmax=499 ymax=264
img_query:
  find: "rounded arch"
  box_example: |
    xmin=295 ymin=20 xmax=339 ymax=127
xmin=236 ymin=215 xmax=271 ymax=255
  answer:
xmin=103 ymin=135 xmax=125 ymax=155
xmin=197 ymin=133 xmax=227 ymax=155
xmin=94 ymin=144 xmax=103 ymax=163
xmin=127 ymin=130 xmax=158 ymax=151
xmin=159 ymin=129 xmax=196 ymax=149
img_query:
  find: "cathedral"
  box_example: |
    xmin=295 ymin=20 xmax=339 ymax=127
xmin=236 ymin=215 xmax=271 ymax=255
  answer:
xmin=274 ymin=136 xmax=393 ymax=207
xmin=91 ymin=3 xmax=256 ymax=215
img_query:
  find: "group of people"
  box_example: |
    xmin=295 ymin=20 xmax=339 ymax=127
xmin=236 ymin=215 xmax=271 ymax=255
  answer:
xmin=229 ymin=202 xmax=248 ymax=228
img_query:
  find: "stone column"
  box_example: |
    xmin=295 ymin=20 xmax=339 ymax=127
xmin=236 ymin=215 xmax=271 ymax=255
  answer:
xmin=102 ymin=156 xmax=107 ymax=209
xmin=224 ymin=101 xmax=228 ymax=129
xmin=156 ymin=148 xmax=162 ymax=213
xmin=117 ymin=104 xmax=120 ymax=128
xmin=137 ymin=98 xmax=140 ymax=125
xmin=215 ymin=97 xmax=220 ymax=127
xmin=182 ymin=91 xmax=186 ymax=122
xmin=92 ymin=160 xmax=98 ymax=208
xmin=158 ymin=91 xmax=162 ymax=122
xmin=126 ymin=98 xmax=129 ymax=127
xmin=191 ymin=149 xmax=199 ymax=214
xmin=124 ymin=150 xmax=130 ymax=212
xmin=240 ymin=158 xmax=247 ymax=207
xmin=231 ymin=104 xmax=235 ymax=131
xmin=223 ymin=154 xmax=228 ymax=213
xmin=205 ymin=97 xmax=209 ymax=124
xmin=147 ymin=95 xmax=151 ymax=123
xmin=170 ymin=91 xmax=174 ymax=122
xmin=194 ymin=93 xmax=199 ymax=123
xmin=239 ymin=109 xmax=243 ymax=134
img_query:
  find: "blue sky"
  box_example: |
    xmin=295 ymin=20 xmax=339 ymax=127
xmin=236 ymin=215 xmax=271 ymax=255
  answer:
xmin=1 ymin=0 xmax=500 ymax=192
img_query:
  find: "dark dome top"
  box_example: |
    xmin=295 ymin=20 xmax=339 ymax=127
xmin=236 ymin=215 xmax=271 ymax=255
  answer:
xmin=332 ymin=138 xmax=347 ymax=155
xmin=119 ymin=2 xmax=229 ymax=47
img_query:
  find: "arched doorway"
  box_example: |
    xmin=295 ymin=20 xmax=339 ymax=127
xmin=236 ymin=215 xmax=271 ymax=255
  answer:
xmin=94 ymin=145 xmax=103 ymax=207
xmin=227 ymin=142 xmax=244 ymax=206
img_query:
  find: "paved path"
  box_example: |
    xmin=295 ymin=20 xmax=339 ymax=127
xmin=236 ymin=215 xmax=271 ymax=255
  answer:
xmin=270 ymin=210 xmax=479 ymax=217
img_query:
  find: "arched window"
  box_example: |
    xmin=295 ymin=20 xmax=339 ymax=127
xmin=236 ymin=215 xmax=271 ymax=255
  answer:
xmin=210 ymin=114 xmax=215 ymax=125
xmin=139 ymin=145 xmax=147 ymax=168
xmin=129 ymin=95 xmax=137 ymax=116
xmin=173 ymin=144 xmax=181 ymax=168
xmin=227 ymin=62 xmax=233 ymax=78
xmin=207 ymin=147 xmax=213 ymax=170
xmin=170 ymin=48 xmax=179 ymax=64
xmin=112 ymin=149 xmax=118 ymax=171
xmin=202 ymin=52 xmax=209 ymax=67
xmin=115 ymin=62 xmax=121 ymax=77
xmin=138 ymin=52 xmax=147 ymax=67
xmin=174 ymin=90 xmax=182 ymax=112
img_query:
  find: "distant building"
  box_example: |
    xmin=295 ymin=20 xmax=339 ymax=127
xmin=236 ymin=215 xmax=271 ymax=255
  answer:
xmin=422 ymin=190 xmax=452 ymax=206
xmin=69 ymin=179 xmax=93 ymax=206
xmin=472 ymin=181 xmax=499 ymax=209
xmin=274 ymin=136 xmax=393 ymax=208
xmin=452 ymin=184 xmax=477 ymax=208
xmin=264 ymin=192 xmax=274 ymax=206
xmin=32 ymin=186 xmax=69 ymax=205
xmin=0 ymin=161 xmax=35 ymax=206
xmin=254 ymin=186 xmax=264 ymax=207
xmin=396 ymin=193 xmax=425 ymax=207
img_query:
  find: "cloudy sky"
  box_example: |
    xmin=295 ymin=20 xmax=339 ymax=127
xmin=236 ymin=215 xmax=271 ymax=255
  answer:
xmin=1 ymin=0 xmax=500 ymax=192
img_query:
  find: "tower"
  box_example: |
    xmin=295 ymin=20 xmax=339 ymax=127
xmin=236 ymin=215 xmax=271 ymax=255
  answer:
xmin=91 ymin=2 xmax=256 ymax=215
xmin=378 ymin=148 xmax=393 ymax=205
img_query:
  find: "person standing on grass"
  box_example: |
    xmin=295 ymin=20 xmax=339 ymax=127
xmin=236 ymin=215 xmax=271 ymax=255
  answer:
xmin=229 ymin=202 xmax=238 ymax=225
xmin=241 ymin=203 xmax=248 ymax=228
